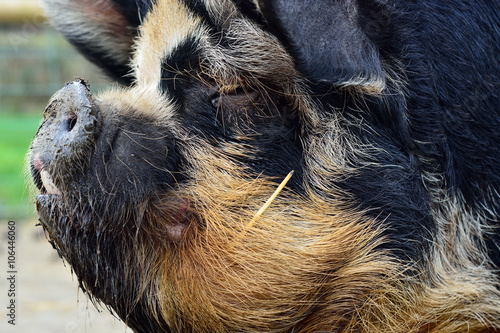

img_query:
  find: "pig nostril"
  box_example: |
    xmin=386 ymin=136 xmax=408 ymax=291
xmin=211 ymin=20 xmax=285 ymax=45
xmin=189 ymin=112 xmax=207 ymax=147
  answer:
xmin=65 ymin=114 xmax=78 ymax=132
xmin=68 ymin=117 xmax=77 ymax=131
xmin=39 ymin=80 xmax=100 ymax=163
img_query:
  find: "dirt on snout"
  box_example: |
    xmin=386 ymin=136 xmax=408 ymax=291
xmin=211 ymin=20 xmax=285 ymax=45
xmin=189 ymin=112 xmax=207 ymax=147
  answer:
xmin=0 ymin=219 xmax=133 ymax=333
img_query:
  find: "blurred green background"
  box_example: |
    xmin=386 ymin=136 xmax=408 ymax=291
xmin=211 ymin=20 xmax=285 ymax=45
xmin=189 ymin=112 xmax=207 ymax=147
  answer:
xmin=0 ymin=0 xmax=109 ymax=220
xmin=0 ymin=5 xmax=134 ymax=332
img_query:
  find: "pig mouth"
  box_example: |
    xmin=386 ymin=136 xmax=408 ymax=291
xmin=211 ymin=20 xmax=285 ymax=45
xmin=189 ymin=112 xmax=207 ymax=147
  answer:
xmin=31 ymin=150 xmax=192 ymax=244
xmin=31 ymin=151 xmax=66 ymax=239
xmin=31 ymin=153 xmax=61 ymax=196
xmin=31 ymin=149 xmax=66 ymax=233
xmin=31 ymin=154 xmax=76 ymax=244
xmin=32 ymin=167 xmax=193 ymax=245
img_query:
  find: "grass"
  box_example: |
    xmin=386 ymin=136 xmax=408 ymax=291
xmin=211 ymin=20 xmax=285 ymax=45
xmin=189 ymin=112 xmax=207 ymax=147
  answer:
xmin=0 ymin=111 xmax=42 ymax=219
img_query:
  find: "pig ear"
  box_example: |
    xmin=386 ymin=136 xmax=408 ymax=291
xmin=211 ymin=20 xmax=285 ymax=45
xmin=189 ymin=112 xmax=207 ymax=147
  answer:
xmin=257 ymin=0 xmax=385 ymax=93
xmin=42 ymin=0 xmax=151 ymax=84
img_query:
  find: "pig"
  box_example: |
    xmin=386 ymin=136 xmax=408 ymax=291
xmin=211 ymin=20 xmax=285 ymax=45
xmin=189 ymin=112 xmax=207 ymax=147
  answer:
xmin=30 ymin=0 xmax=500 ymax=332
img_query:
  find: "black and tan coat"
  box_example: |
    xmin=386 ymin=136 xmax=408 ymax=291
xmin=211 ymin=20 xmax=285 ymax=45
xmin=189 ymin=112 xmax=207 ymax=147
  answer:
xmin=29 ymin=0 xmax=500 ymax=332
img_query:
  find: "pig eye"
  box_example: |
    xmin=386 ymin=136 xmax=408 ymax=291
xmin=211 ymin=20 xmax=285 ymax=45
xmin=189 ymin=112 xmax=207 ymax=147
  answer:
xmin=210 ymin=95 xmax=220 ymax=109
xmin=209 ymin=86 xmax=254 ymax=110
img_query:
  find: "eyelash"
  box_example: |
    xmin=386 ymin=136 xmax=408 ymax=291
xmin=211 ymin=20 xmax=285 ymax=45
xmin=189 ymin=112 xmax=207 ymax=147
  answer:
xmin=210 ymin=86 xmax=250 ymax=109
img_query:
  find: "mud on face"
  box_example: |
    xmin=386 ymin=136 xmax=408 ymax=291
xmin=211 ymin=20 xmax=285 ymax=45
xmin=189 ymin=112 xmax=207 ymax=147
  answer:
xmin=29 ymin=0 xmax=500 ymax=332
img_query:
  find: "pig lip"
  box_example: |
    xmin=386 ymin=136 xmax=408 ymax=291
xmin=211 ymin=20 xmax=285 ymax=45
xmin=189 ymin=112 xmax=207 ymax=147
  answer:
xmin=32 ymin=168 xmax=60 ymax=195
xmin=31 ymin=153 xmax=62 ymax=195
xmin=31 ymin=153 xmax=45 ymax=194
